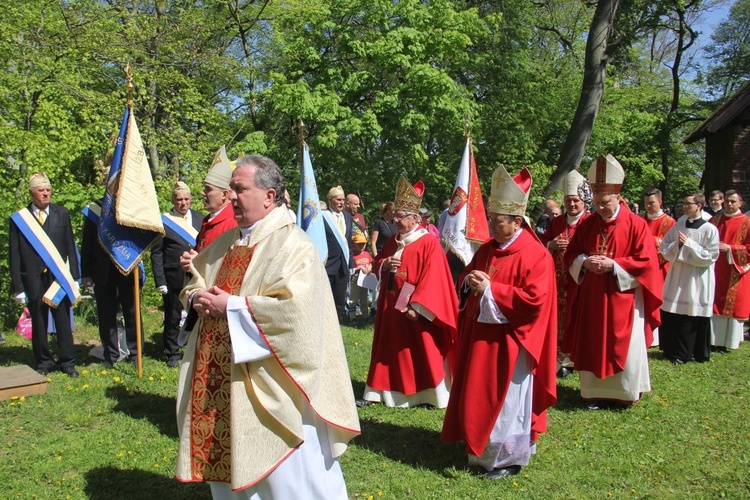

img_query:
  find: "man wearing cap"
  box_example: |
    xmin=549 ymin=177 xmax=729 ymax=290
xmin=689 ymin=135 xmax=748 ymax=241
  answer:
xmin=564 ymin=155 xmax=662 ymax=410
xmin=360 ymin=177 xmax=458 ymax=408
xmin=642 ymin=188 xmax=676 ymax=347
xmin=442 ymin=166 xmax=557 ymax=480
xmin=10 ymin=173 xmax=80 ymax=377
xmin=710 ymin=190 xmax=750 ymax=352
xmin=540 ymin=170 xmax=591 ymax=378
xmin=180 ymin=146 xmax=237 ymax=272
xmin=659 ymin=192 xmax=719 ymax=364
xmin=323 ymin=185 xmax=354 ymax=323
xmin=151 ymin=182 xmax=204 ymax=367
xmin=175 ymin=155 xmax=360 ymax=497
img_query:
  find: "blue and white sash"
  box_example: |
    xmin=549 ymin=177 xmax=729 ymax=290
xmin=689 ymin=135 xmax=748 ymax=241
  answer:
xmin=10 ymin=208 xmax=80 ymax=308
xmin=322 ymin=211 xmax=350 ymax=267
xmin=161 ymin=213 xmax=198 ymax=248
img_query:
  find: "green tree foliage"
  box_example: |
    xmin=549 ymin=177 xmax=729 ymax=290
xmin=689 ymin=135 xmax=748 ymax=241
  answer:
xmin=0 ymin=0 xmax=725 ymax=325
xmin=702 ymin=0 xmax=750 ymax=99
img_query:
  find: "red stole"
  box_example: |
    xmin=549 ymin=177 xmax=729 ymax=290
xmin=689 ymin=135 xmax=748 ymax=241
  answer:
xmin=564 ymin=203 xmax=662 ymax=377
xmin=367 ymin=233 xmax=458 ymax=394
xmin=190 ymin=245 xmax=254 ymax=482
xmin=196 ymin=206 xmax=238 ymax=251
xmin=643 ymin=213 xmax=675 ymax=278
xmin=711 ymin=213 xmax=750 ymax=318
xmin=441 ymin=229 xmax=557 ymax=455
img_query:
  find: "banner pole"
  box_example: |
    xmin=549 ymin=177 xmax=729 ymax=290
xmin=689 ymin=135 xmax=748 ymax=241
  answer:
xmin=134 ymin=270 xmax=143 ymax=377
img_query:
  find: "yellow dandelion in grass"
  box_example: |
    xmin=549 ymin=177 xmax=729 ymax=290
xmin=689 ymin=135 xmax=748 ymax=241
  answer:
xmin=56 ymin=456 xmax=62 ymax=462
xmin=154 ymin=464 xmax=160 ymax=469
xmin=148 ymin=376 xmax=154 ymax=381
xmin=113 ymin=376 xmax=121 ymax=383
xmin=9 ymin=402 xmax=16 ymax=407
xmin=66 ymin=386 xmax=73 ymax=391
xmin=96 ymin=410 xmax=102 ymax=415
xmin=160 ymin=376 xmax=165 ymax=381
xmin=102 ymin=370 xmax=108 ymax=375
xmin=354 ymin=342 xmax=359 ymax=346
xmin=117 ymin=453 xmax=124 ymax=459
xmin=11 ymin=396 xmax=19 ymax=400
xmin=631 ymin=489 xmax=637 ymax=494
xmin=513 ymin=481 xmax=519 ymax=487
xmin=81 ymin=370 xmax=89 ymax=376
xmin=377 ymin=492 xmax=383 ymax=497
xmin=82 ymin=384 xmax=89 ymax=389
xmin=127 ymin=451 xmax=133 ymax=456
xmin=19 ymin=396 xmax=25 ymax=401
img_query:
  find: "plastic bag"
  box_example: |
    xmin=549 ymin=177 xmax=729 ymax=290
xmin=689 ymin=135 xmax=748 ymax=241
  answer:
xmin=16 ymin=308 xmax=32 ymax=340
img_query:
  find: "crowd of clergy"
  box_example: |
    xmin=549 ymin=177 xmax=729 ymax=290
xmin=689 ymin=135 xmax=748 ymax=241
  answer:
xmin=8 ymin=146 xmax=749 ymax=495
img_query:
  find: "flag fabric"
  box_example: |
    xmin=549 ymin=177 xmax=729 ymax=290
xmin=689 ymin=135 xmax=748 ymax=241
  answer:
xmin=98 ymin=105 xmax=164 ymax=275
xmin=296 ymin=143 xmax=328 ymax=263
xmin=441 ymin=136 xmax=490 ymax=265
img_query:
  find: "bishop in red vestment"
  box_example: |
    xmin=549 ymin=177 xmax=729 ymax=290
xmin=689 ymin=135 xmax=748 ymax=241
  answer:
xmin=564 ymin=155 xmax=662 ymax=409
xmin=360 ymin=177 xmax=458 ymax=408
xmin=442 ymin=166 xmax=557 ymax=480
xmin=181 ymin=146 xmax=238 ymax=271
xmin=540 ymin=169 xmax=590 ymax=376
xmin=710 ymin=190 xmax=750 ymax=350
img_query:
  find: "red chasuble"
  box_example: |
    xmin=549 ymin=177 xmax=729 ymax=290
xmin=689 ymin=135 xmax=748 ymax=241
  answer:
xmin=711 ymin=213 xmax=750 ymax=318
xmin=367 ymin=233 xmax=458 ymax=394
xmin=190 ymin=245 xmax=254 ymax=482
xmin=643 ymin=213 xmax=676 ymax=279
xmin=540 ymin=212 xmax=589 ymax=349
xmin=441 ymin=228 xmax=557 ymax=455
xmin=564 ymin=203 xmax=663 ymax=378
xmin=196 ymin=206 xmax=238 ymax=251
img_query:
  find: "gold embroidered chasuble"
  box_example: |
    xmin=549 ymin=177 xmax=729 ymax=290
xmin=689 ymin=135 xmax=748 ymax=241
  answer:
xmin=190 ymin=245 xmax=254 ymax=482
xmin=176 ymin=206 xmax=360 ymax=490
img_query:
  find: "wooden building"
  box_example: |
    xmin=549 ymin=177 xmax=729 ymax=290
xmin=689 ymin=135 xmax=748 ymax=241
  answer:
xmin=685 ymin=81 xmax=750 ymax=201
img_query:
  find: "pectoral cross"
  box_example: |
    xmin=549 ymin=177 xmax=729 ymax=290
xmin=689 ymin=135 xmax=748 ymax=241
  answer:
xmin=595 ymin=234 xmax=614 ymax=257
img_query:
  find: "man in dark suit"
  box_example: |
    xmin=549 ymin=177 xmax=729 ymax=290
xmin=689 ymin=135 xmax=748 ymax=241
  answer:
xmin=324 ymin=185 xmax=354 ymax=322
xmin=81 ymin=200 xmax=141 ymax=369
xmin=151 ymin=182 xmax=204 ymax=367
xmin=9 ymin=173 xmax=80 ymax=377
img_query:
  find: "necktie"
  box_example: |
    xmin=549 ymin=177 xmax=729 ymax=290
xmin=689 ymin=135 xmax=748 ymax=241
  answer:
xmin=336 ymin=213 xmax=345 ymax=236
xmin=38 ymin=210 xmax=46 ymax=225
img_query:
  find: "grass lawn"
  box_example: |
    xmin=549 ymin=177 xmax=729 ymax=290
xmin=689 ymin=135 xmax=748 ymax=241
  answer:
xmin=2 ymin=308 xmax=749 ymax=499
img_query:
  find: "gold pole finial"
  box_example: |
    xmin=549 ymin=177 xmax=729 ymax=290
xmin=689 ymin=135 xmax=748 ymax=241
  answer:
xmin=125 ymin=64 xmax=135 ymax=106
xmin=297 ymin=119 xmax=305 ymax=145
xmin=464 ymin=113 xmax=470 ymax=138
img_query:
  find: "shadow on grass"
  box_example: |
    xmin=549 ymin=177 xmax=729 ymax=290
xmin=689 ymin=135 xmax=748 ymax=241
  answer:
xmin=84 ymin=466 xmax=211 ymax=499
xmin=105 ymin=385 xmax=178 ymax=439
xmin=0 ymin=343 xmax=36 ymax=367
xmin=647 ymin=349 xmax=667 ymax=361
xmin=355 ymin=417 xmax=469 ymax=476
xmin=553 ymin=385 xmax=585 ymax=412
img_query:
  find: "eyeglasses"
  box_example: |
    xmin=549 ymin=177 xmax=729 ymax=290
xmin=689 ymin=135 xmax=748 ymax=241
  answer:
xmin=683 ymin=202 xmax=699 ymax=206
xmin=393 ymin=213 xmax=413 ymax=221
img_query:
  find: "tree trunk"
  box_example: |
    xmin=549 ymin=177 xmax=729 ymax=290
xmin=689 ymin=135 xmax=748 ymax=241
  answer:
xmin=535 ymin=0 xmax=620 ymax=218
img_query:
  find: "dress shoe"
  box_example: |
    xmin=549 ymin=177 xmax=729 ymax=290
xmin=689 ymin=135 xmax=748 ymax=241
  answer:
xmin=167 ymin=358 xmax=180 ymax=368
xmin=36 ymin=368 xmax=50 ymax=376
xmin=355 ymin=399 xmax=372 ymax=408
xmin=669 ymin=358 xmax=685 ymax=365
xmin=557 ymin=367 xmax=573 ymax=378
xmin=62 ymin=367 xmax=79 ymax=378
xmin=483 ymin=465 xmax=521 ymax=480
xmin=102 ymin=361 xmax=114 ymax=369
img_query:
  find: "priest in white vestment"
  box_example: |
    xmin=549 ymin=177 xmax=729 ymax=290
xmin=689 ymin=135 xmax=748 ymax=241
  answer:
xmin=659 ymin=193 xmax=719 ymax=364
xmin=176 ymin=156 xmax=360 ymax=499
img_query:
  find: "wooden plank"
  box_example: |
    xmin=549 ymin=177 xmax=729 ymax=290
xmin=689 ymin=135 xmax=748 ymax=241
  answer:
xmin=0 ymin=365 xmax=48 ymax=400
